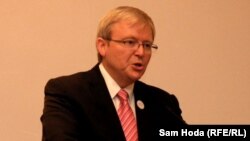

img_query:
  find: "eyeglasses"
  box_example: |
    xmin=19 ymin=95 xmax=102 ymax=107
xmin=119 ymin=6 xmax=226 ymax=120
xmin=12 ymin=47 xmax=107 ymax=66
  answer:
xmin=106 ymin=39 xmax=158 ymax=52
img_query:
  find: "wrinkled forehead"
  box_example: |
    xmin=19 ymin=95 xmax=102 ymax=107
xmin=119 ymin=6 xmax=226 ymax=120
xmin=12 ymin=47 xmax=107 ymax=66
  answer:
xmin=109 ymin=20 xmax=154 ymax=42
xmin=110 ymin=19 xmax=154 ymax=39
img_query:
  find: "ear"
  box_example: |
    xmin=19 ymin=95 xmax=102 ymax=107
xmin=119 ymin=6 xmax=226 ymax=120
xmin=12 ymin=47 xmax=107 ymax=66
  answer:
xmin=96 ymin=37 xmax=108 ymax=57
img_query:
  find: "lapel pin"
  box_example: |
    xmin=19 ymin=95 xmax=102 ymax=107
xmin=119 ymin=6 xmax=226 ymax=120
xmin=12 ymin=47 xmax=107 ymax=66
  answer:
xmin=137 ymin=100 xmax=144 ymax=110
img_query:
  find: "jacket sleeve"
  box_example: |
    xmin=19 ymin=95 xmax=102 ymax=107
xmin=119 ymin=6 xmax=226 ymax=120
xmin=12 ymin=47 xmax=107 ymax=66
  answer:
xmin=40 ymin=78 xmax=81 ymax=141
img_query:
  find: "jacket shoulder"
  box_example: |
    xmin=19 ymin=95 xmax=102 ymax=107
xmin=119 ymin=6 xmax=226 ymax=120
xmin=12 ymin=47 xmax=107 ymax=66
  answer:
xmin=135 ymin=81 xmax=172 ymax=96
xmin=44 ymin=71 xmax=91 ymax=95
xmin=135 ymin=81 xmax=183 ymax=116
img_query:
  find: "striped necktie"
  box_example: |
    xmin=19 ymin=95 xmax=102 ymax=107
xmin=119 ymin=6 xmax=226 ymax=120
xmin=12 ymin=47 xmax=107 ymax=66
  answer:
xmin=117 ymin=89 xmax=138 ymax=141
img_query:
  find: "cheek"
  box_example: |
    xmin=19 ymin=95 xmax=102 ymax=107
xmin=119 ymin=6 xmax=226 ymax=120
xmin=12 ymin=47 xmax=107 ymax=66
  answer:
xmin=116 ymin=50 xmax=133 ymax=61
xmin=107 ymin=49 xmax=130 ymax=65
xmin=144 ymin=54 xmax=152 ymax=64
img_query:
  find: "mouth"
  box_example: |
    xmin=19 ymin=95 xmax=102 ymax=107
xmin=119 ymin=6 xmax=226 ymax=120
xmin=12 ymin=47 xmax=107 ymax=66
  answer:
xmin=132 ymin=63 xmax=144 ymax=71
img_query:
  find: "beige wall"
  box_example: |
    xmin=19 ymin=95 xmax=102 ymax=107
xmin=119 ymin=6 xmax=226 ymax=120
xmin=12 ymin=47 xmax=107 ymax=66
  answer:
xmin=1 ymin=0 xmax=249 ymax=140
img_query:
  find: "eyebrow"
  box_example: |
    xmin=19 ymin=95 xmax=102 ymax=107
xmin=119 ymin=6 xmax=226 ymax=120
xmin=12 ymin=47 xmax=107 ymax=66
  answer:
xmin=121 ymin=37 xmax=153 ymax=43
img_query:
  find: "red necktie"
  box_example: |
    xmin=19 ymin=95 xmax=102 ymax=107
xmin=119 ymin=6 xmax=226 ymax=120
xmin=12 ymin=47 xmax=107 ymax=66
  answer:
xmin=117 ymin=89 xmax=138 ymax=141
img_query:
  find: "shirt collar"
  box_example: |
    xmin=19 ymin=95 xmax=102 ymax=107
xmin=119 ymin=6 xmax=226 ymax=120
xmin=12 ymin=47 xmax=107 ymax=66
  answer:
xmin=99 ymin=63 xmax=134 ymax=99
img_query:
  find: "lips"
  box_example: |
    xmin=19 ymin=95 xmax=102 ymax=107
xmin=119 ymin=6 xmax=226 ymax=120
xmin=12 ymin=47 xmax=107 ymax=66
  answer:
xmin=132 ymin=63 xmax=144 ymax=71
xmin=134 ymin=63 xmax=142 ymax=66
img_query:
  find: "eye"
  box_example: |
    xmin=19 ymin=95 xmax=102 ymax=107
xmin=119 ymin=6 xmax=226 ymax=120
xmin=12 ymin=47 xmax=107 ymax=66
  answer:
xmin=143 ymin=42 xmax=152 ymax=49
xmin=123 ymin=40 xmax=137 ymax=46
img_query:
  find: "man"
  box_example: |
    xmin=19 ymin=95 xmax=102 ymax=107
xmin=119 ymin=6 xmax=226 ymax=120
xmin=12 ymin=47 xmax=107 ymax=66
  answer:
xmin=41 ymin=6 xmax=186 ymax=141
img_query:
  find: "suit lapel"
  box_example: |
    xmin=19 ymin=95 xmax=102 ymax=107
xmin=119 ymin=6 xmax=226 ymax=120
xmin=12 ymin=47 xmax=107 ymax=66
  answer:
xmin=85 ymin=64 xmax=126 ymax=140
xmin=134 ymin=81 xmax=158 ymax=140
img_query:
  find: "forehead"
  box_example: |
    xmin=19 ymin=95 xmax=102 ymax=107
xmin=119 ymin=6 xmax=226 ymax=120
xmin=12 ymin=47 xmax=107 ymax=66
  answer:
xmin=110 ymin=20 xmax=153 ymax=40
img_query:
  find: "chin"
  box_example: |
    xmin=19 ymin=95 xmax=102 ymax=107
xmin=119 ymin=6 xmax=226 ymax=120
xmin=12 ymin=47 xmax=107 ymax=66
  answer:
xmin=129 ymin=73 xmax=143 ymax=81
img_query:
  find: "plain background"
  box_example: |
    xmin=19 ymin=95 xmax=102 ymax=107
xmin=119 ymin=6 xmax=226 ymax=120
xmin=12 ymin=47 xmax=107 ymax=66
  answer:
xmin=1 ymin=0 xmax=249 ymax=140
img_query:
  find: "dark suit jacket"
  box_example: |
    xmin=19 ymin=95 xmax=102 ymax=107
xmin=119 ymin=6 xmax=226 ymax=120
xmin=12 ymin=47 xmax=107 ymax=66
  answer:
xmin=41 ymin=64 xmax=187 ymax=141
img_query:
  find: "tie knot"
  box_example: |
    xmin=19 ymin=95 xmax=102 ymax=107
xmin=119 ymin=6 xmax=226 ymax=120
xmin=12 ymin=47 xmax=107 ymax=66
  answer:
xmin=117 ymin=89 xmax=128 ymax=102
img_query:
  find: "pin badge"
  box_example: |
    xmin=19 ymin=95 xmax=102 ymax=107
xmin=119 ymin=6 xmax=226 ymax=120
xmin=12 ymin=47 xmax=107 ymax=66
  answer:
xmin=137 ymin=100 xmax=145 ymax=110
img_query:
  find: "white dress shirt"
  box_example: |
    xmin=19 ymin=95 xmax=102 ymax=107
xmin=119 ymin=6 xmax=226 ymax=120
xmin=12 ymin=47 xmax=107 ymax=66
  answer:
xmin=99 ymin=63 xmax=136 ymax=117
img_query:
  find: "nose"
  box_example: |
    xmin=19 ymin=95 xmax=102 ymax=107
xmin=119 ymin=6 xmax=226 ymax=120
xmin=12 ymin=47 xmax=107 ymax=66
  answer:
xmin=134 ymin=44 xmax=145 ymax=56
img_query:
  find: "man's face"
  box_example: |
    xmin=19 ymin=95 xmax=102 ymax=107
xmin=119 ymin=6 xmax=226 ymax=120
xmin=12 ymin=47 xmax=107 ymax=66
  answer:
xmin=100 ymin=20 xmax=153 ymax=87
